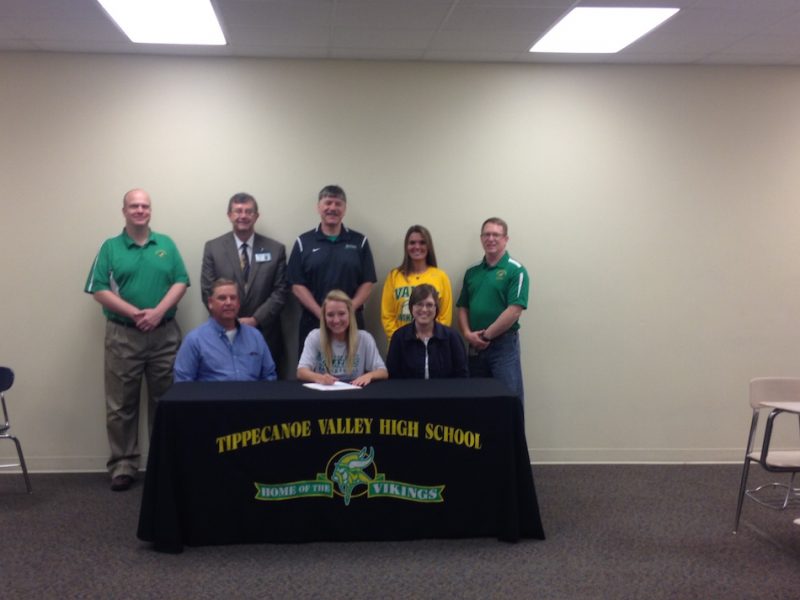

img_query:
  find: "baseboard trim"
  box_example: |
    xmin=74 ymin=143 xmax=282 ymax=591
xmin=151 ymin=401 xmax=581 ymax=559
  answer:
xmin=528 ymin=447 xmax=751 ymax=463
xmin=1 ymin=447 xmax=775 ymax=473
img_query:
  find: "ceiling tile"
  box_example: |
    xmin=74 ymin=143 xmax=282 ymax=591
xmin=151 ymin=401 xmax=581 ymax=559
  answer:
xmin=0 ymin=0 xmax=799 ymax=65
xmin=430 ymin=29 xmax=539 ymax=52
xmin=334 ymin=0 xmax=453 ymax=29
xmin=332 ymin=27 xmax=435 ymax=50
xmin=441 ymin=5 xmax=565 ymax=33
xmin=0 ymin=0 xmax=99 ymax=19
xmin=228 ymin=26 xmax=330 ymax=47
xmin=221 ymin=0 xmax=333 ymax=29
xmin=331 ymin=47 xmax=425 ymax=60
xmin=425 ymin=49 xmax=521 ymax=63
xmin=8 ymin=17 xmax=123 ymax=43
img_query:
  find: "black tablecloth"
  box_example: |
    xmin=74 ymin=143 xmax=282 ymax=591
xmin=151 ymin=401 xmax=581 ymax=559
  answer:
xmin=137 ymin=378 xmax=545 ymax=552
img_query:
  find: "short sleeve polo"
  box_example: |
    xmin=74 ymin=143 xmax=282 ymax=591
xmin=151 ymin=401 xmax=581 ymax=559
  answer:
xmin=456 ymin=251 xmax=528 ymax=332
xmin=85 ymin=229 xmax=190 ymax=323
xmin=287 ymin=224 xmax=376 ymax=306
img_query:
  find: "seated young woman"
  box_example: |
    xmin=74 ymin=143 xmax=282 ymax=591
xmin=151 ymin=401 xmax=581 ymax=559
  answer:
xmin=385 ymin=284 xmax=468 ymax=379
xmin=297 ymin=289 xmax=388 ymax=387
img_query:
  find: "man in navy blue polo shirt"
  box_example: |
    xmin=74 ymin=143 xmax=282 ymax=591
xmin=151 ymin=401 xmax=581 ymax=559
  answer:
xmin=287 ymin=185 xmax=377 ymax=355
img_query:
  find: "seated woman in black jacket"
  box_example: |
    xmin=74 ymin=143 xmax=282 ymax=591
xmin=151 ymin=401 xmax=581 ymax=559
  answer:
xmin=386 ymin=284 xmax=468 ymax=379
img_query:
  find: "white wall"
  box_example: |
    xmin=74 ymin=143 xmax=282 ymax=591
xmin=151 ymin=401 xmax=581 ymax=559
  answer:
xmin=2 ymin=51 xmax=799 ymax=470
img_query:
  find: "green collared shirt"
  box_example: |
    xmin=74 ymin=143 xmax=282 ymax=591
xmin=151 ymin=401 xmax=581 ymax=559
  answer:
xmin=456 ymin=251 xmax=528 ymax=332
xmin=85 ymin=229 xmax=190 ymax=323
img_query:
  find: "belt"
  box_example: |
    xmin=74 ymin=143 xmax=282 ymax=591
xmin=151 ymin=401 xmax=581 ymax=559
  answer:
xmin=498 ymin=329 xmax=518 ymax=338
xmin=488 ymin=329 xmax=518 ymax=340
xmin=108 ymin=316 xmax=174 ymax=329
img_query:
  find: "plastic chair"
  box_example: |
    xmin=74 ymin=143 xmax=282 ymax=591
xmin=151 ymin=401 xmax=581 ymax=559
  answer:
xmin=733 ymin=377 xmax=800 ymax=533
xmin=0 ymin=367 xmax=32 ymax=493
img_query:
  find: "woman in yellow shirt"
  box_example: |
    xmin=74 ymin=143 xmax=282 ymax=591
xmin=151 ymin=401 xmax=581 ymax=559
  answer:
xmin=381 ymin=225 xmax=452 ymax=341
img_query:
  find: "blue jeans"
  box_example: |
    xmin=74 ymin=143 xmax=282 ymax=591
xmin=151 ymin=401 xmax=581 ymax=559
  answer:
xmin=468 ymin=330 xmax=524 ymax=403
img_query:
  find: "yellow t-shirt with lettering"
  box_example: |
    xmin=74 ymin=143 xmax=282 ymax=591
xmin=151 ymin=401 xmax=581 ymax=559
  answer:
xmin=380 ymin=266 xmax=452 ymax=341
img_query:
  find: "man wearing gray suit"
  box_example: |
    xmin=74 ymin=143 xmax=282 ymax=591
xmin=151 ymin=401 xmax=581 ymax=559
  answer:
xmin=201 ymin=192 xmax=288 ymax=375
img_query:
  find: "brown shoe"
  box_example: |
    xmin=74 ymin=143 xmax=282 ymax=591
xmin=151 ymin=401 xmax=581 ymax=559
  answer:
xmin=110 ymin=475 xmax=134 ymax=492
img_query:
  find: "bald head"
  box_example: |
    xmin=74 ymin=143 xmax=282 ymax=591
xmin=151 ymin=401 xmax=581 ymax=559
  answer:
xmin=123 ymin=188 xmax=150 ymax=207
xmin=122 ymin=188 xmax=152 ymax=230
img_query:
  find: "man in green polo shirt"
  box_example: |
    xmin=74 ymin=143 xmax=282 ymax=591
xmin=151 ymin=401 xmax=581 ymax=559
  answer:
xmin=457 ymin=217 xmax=528 ymax=403
xmin=85 ymin=189 xmax=189 ymax=491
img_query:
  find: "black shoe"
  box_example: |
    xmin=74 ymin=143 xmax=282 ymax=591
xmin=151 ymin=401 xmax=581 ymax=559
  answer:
xmin=110 ymin=475 xmax=134 ymax=492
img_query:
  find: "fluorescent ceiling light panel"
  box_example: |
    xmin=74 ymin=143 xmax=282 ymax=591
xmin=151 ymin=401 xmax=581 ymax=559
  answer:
xmin=97 ymin=0 xmax=226 ymax=45
xmin=530 ymin=7 xmax=679 ymax=54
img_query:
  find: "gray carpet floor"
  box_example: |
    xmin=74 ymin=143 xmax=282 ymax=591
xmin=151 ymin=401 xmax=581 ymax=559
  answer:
xmin=1 ymin=464 xmax=798 ymax=599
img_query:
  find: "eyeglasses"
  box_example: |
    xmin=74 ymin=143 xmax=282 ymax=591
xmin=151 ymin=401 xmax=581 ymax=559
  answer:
xmin=481 ymin=232 xmax=505 ymax=239
xmin=231 ymin=208 xmax=256 ymax=216
xmin=413 ymin=302 xmax=437 ymax=310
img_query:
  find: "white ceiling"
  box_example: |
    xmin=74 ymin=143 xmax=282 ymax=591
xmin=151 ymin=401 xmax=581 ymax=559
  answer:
xmin=3 ymin=0 xmax=800 ymax=65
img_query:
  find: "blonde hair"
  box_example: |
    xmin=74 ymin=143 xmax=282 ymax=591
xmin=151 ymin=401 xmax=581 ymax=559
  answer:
xmin=319 ymin=290 xmax=359 ymax=375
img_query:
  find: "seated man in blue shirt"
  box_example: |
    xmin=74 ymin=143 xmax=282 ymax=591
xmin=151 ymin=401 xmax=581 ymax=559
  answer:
xmin=174 ymin=278 xmax=277 ymax=382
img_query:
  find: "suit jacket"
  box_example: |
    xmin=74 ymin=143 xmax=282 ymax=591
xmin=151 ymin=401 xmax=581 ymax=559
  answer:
xmin=201 ymin=232 xmax=288 ymax=347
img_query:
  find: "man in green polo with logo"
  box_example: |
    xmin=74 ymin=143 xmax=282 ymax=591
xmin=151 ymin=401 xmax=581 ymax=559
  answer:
xmin=457 ymin=217 xmax=528 ymax=404
xmin=85 ymin=188 xmax=189 ymax=491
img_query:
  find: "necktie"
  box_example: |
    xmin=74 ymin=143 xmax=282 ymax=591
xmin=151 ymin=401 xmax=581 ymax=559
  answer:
xmin=240 ymin=242 xmax=250 ymax=283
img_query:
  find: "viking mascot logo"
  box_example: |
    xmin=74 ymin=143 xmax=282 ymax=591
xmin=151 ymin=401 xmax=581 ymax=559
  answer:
xmin=330 ymin=446 xmax=375 ymax=506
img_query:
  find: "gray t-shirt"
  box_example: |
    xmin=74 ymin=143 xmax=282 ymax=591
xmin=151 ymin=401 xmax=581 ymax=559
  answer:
xmin=298 ymin=329 xmax=386 ymax=382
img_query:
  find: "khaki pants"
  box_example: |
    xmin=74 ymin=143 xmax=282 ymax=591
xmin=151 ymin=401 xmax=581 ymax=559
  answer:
xmin=104 ymin=319 xmax=181 ymax=478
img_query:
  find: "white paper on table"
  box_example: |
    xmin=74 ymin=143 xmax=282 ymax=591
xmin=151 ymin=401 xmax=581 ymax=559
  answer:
xmin=302 ymin=381 xmax=361 ymax=391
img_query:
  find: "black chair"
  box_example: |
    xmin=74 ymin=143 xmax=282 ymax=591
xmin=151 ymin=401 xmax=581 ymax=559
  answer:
xmin=0 ymin=367 xmax=32 ymax=493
